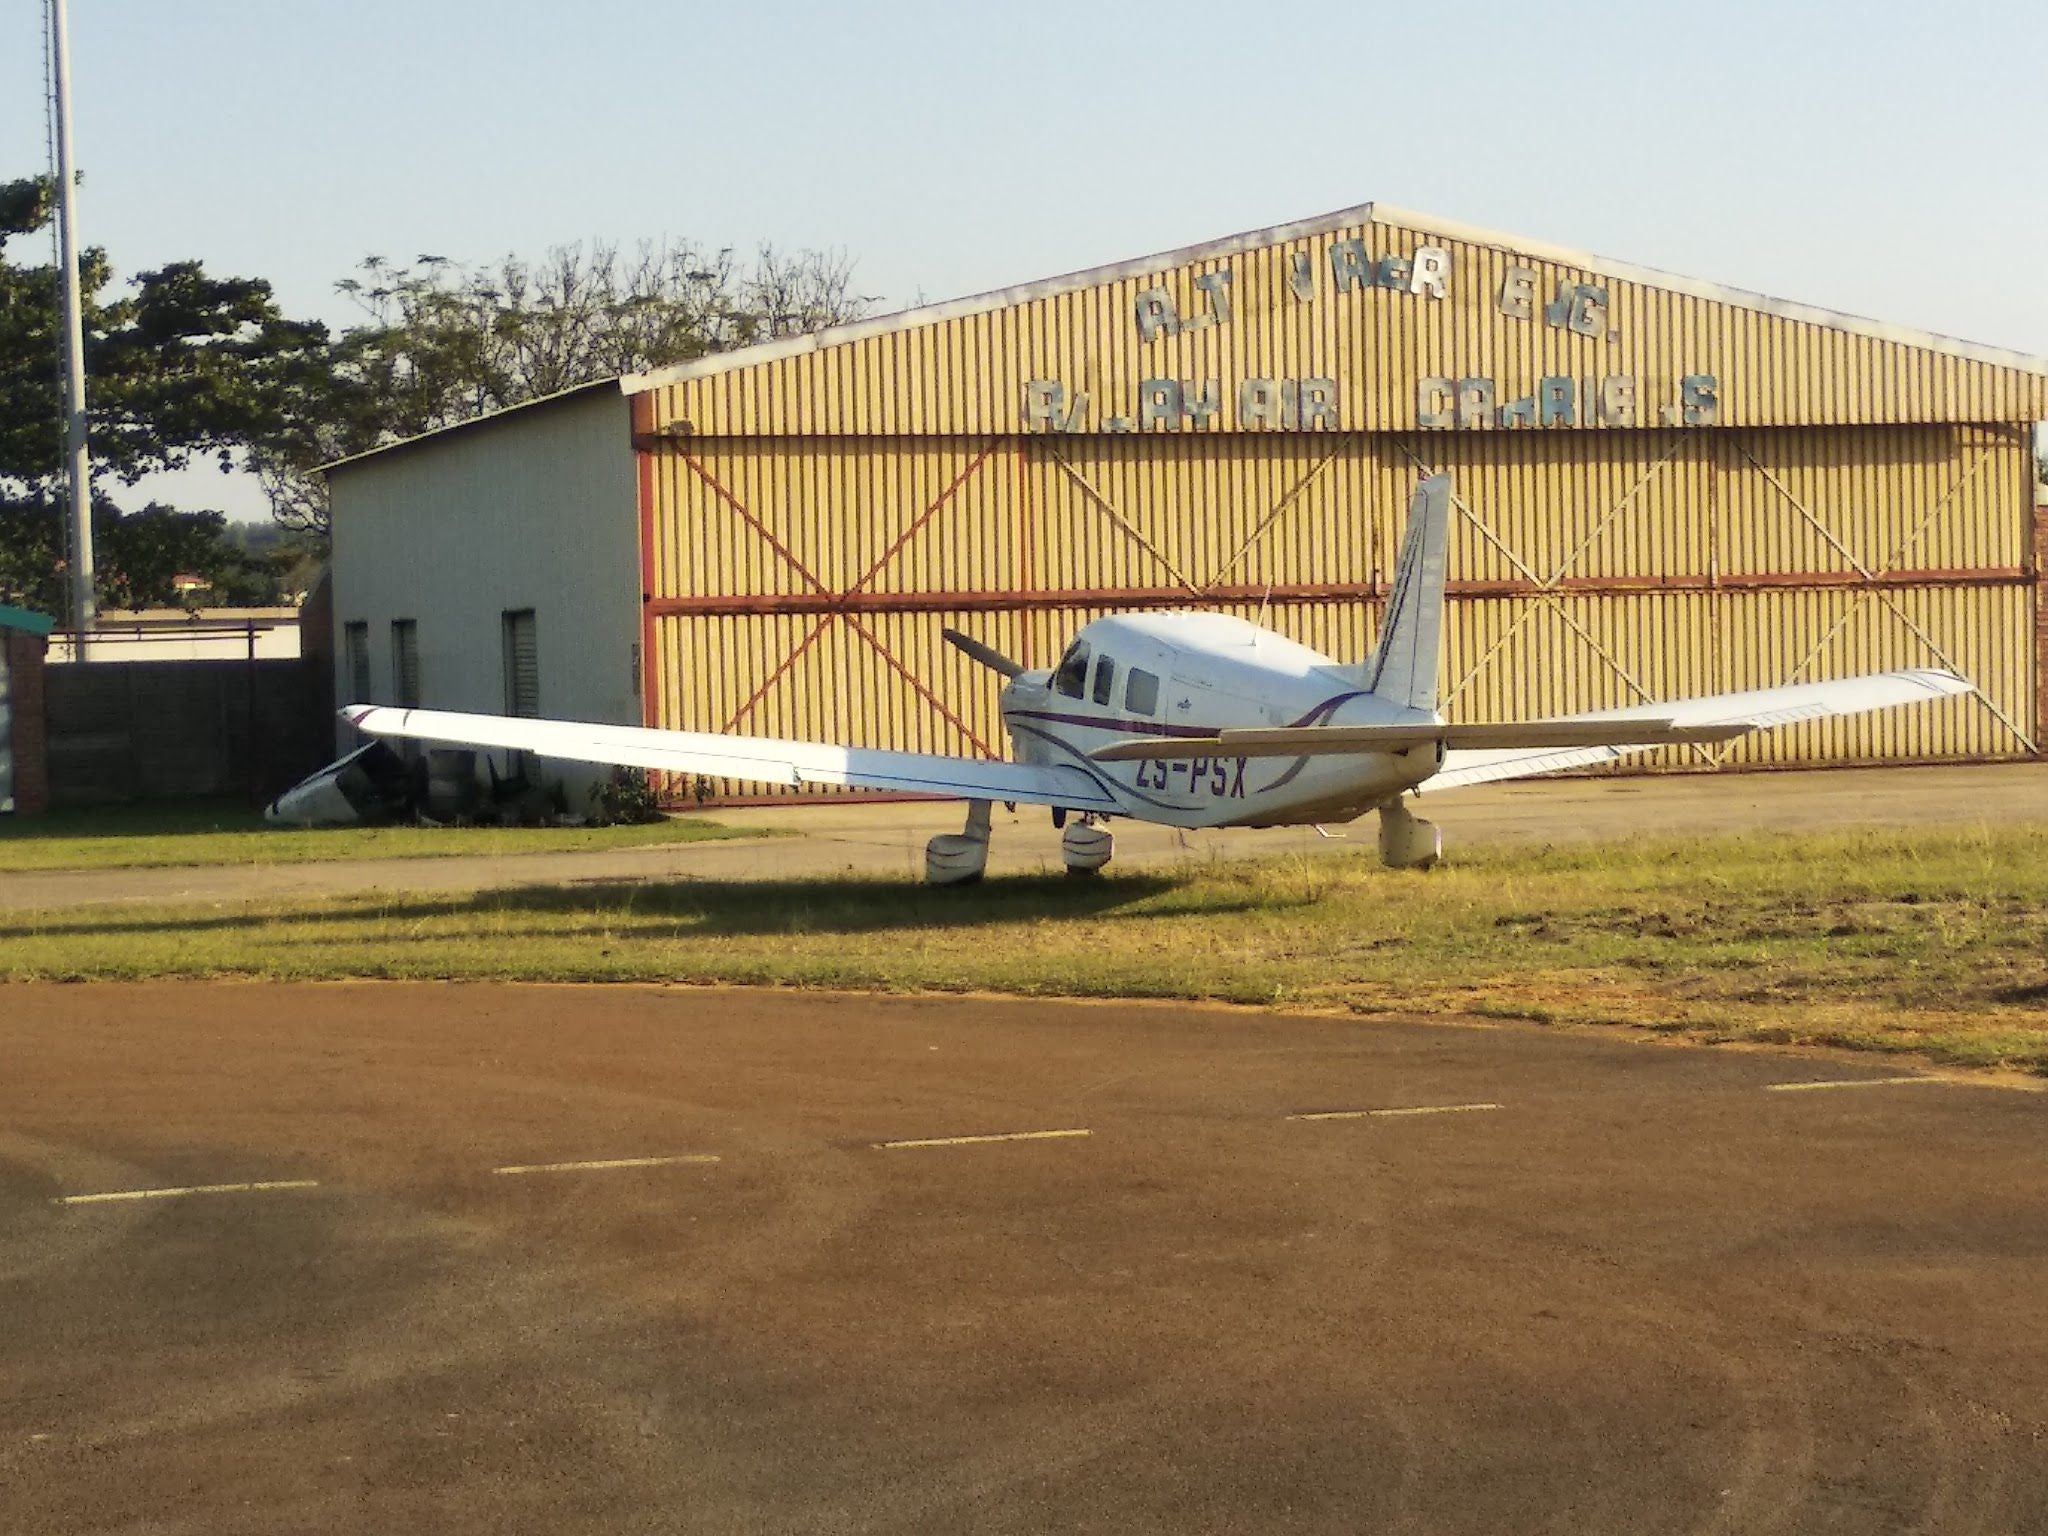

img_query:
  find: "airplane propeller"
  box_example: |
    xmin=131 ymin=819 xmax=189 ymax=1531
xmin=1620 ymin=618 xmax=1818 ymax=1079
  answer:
xmin=942 ymin=627 xmax=1024 ymax=680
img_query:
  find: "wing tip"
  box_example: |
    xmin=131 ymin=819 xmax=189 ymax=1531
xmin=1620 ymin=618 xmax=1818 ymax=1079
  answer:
xmin=1912 ymin=668 xmax=1975 ymax=698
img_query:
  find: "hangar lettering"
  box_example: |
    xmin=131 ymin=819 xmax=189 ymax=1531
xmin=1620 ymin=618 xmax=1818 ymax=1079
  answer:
xmin=1134 ymin=271 xmax=1235 ymax=342
xmin=1416 ymin=374 xmax=1720 ymax=430
xmin=1024 ymin=377 xmax=1341 ymax=433
xmin=1136 ymin=240 xmax=1455 ymax=344
xmin=1027 ymin=233 xmax=1724 ymax=432
xmin=1497 ymin=267 xmax=1617 ymax=340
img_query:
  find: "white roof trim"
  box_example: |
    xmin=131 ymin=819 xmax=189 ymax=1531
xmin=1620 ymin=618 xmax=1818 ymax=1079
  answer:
xmin=623 ymin=200 xmax=2048 ymax=391
xmin=1372 ymin=204 xmax=2048 ymax=374
xmin=317 ymin=377 xmax=623 ymax=477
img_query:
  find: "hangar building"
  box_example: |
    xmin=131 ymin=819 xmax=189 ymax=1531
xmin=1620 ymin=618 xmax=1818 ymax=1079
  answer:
xmin=325 ymin=204 xmax=2048 ymax=804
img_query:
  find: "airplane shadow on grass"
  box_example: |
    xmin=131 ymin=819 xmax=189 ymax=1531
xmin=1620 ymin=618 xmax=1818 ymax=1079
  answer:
xmin=6 ymin=870 xmax=1313 ymax=946
xmin=451 ymin=870 xmax=1242 ymax=938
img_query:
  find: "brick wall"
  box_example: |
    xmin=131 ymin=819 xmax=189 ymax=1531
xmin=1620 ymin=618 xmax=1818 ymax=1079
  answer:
xmin=5 ymin=629 xmax=49 ymax=816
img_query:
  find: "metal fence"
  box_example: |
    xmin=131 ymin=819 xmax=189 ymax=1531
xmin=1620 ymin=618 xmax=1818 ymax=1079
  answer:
xmin=44 ymin=657 xmax=326 ymax=805
xmin=47 ymin=618 xmax=301 ymax=665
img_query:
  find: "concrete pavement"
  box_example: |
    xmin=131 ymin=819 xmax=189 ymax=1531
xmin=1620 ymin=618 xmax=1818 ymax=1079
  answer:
xmin=1 ymin=983 xmax=2043 ymax=1533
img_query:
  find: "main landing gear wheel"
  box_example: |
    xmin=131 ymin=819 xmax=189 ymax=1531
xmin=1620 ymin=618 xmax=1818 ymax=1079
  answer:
xmin=1376 ymin=797 xmax=1441 ymax=870
xmin=926 ymin=799 xmax=993 ymax=885
xmin=1061 ymin=817 xmax=1114 ymax=877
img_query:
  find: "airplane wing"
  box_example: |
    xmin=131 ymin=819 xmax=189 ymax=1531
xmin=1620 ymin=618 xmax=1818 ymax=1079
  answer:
xmin=1091 ymin=717 xmax=1750 ymax=761
xmin=340 ymin=705 xmax=1120 ymax=810
xmin=1087 ymin=669 xmax=1972 ymax=781
xmin=1417 ymin=668 xmax=1972 ymax=793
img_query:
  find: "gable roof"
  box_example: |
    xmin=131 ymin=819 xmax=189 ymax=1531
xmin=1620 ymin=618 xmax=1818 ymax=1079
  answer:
xmin=626 ymin=201 xmax=2048 ymax=391
xmin=324 ymin=201 xmax=2048 ymax=472
xmin=319 ymin=378 xmax=622 ymax=477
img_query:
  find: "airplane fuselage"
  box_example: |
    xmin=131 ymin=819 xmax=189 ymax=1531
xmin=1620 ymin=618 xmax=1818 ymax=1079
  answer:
xmin=997 ymin=611 xmax=1440 ymax=829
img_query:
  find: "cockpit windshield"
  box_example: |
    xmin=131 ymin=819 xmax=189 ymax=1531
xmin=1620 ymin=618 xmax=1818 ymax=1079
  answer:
xmin=1053 ymin=640 xmax=1091 ymax=699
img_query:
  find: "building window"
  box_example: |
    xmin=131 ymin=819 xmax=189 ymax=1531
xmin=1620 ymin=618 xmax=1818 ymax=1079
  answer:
xmin=343 ymin=621 xmax=371 ymax=704
xmin=502 ymin=609 xmax=539 ymax=718
xmin=391 ymin=619 xmax=420 ymax=709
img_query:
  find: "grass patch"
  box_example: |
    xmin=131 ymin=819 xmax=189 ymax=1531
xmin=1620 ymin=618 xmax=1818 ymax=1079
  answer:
xmin=2 ymin=823 xmax=2044 ymax=1076
xmin=0 ymin=798 xmax=761 ymax=871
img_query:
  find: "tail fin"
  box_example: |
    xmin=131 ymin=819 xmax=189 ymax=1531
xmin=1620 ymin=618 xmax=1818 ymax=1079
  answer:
xmin=1359 ymin=473 xmax=1452 ymax=713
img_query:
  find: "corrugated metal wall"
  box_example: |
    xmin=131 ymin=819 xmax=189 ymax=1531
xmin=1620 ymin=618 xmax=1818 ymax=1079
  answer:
xmin=639 ymin=209 xmax=2048 ymax=439
xmin=628 ymin=206 xmax=2045 ymax=802
xmin=644 ymin=424 xmax=2035 ymax=798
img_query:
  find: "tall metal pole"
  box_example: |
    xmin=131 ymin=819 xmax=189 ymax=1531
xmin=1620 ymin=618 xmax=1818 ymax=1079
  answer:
xmin=50 ymin=0 xmax=95 ymax=641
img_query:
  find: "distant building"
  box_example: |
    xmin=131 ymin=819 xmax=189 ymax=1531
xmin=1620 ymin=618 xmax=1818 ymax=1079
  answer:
xmin=323 ymin=203 xmax=2048 ymax=803
xmin=47 ymin=609 xmax=303 ymax=664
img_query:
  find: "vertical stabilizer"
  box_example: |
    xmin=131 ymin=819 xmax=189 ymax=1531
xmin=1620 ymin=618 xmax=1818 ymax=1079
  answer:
xmin=1360 ymin=473 xmax=1452 ymax=712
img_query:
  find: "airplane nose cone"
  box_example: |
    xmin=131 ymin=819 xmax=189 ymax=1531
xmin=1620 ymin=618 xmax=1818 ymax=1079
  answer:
xmin=1000 ymin=672 xmax=1048 ymax=709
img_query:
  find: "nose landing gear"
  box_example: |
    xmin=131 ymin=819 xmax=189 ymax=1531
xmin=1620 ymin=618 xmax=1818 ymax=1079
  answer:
xmin=926 ymin=803 xmax=1116 ymax=884
xmin=1060 ymin=816 xmax=1114 ymax=877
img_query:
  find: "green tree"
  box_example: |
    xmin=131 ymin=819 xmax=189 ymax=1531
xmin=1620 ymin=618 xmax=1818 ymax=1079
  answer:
xmin=0 ymin=493 xmax=271 ymax=613
xmin=255 ymin=241 xmax=875 ymax=537
xmin=0 ymin=173 xmax=329 ymax=612
xmin=0 ymin=176 xmax=329 ymax=488
xmin=4 ymin=169 xmax=878 ymax=575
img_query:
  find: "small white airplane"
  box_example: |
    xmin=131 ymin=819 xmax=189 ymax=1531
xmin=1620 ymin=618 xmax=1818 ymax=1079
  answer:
xmin=342 ymin=474 xmax=1972 ymax=883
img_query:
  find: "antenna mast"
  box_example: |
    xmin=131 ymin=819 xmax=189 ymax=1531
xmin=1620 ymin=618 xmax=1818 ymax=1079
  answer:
xmin=49 ymin=0 xmax=95 ymax=640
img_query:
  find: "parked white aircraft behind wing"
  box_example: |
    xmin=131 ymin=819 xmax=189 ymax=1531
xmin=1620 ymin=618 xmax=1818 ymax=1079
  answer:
xmin=341 ymin=474 xmax=1972 ymax=883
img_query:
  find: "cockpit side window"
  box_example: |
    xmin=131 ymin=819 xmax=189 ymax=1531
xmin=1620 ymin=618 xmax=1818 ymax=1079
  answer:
xmin=1054 ymin=640 xmax=1090 ymax=699
xmin=1091 ymin=654 xmax=1116 ymax=706
xmin=1125 ymin=667 xmax=1160 ymax=716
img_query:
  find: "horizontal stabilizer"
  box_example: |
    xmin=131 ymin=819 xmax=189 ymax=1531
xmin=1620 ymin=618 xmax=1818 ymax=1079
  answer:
xmin=1091 ymin=718 xmax=1750 ymax=762
xmin=1092 ymin=668 xmax=1974 ymax=769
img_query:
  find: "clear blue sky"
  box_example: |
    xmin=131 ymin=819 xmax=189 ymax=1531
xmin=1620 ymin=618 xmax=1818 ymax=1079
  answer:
xmin=7 ymin=0 xmax=2046 ymax=517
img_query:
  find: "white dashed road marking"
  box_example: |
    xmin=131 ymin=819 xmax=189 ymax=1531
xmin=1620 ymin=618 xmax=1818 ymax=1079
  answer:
xmin=1763 ymin=1076 xmax=1941 ymax=1093
xmin=53 ymin=1179 xmax=320 ymax=1206
xmin=1289 ymin=1103 xmax=1501 ymax=1122
xmin=876 ymin=1129 xmax=1092 ymax=1150
xmin=492 ymin=1155 xmax=722 ymax=1176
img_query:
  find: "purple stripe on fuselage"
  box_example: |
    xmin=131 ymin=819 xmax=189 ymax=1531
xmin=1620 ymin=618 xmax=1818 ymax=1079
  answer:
xmin=1009 ymin=709 xmax=1218 ymax=738
xmin=1011 ymin=690 xmax=1368 ymax=742
xmin=1004 ymin=722 xmax=1184 ymax=813
xmin=1287 ymin=691 xmax=1365 ymax=727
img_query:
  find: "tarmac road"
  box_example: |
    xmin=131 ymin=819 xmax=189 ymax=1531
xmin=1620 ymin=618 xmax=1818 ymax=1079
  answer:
xmin=1 ymin=983 xmax=2044 ymax=1534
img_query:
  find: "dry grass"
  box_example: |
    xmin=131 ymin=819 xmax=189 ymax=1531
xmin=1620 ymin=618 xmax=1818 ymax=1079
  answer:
xmin=2 ymin=823 xmax=2043 ymax=1074
xmin=0 ymin=799 xmax=760 ymax=871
